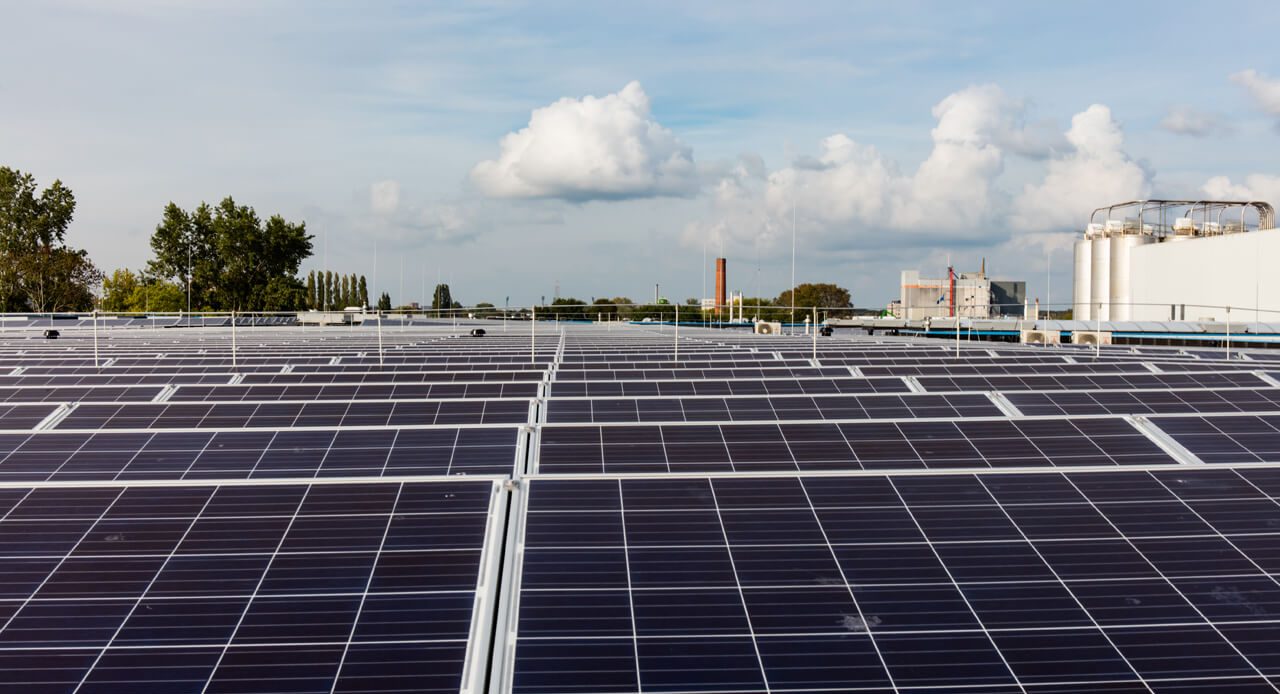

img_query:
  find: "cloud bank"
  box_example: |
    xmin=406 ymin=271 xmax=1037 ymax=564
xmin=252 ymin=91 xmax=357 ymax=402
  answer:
xmin=471 ymin=81 xmax=698 ymax=202
xmin=685 ymin=86 xmax=1152 ymax=253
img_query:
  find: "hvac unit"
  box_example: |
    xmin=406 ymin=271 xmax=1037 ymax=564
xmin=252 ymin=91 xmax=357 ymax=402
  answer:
xmin=1020 ymin=329 xmax=1061 ymax=345
xmin=755 ymin=321 xmax=782 ymax=335
xmin=1071 ymin=331 xmax=1112 ymax=346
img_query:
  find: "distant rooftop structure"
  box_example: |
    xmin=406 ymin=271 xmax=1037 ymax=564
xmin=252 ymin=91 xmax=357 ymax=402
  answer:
xmin=1075 ymin=199 xmax=1279 ymax=323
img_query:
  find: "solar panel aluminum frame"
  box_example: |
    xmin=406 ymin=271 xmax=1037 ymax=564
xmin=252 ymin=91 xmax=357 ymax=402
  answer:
xmin=461 ymin=477 xmax=513 ymax=694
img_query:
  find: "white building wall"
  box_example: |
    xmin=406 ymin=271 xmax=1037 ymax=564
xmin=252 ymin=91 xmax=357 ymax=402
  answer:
xmin=1129 ymin=229 xmax=1280 ymax=322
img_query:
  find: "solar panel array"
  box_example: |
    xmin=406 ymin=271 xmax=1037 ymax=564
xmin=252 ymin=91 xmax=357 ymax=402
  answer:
xmin=4 ymin=321 xmax=1280 ymax=693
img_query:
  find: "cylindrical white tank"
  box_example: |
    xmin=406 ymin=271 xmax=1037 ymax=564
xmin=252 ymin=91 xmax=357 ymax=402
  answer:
xmin=1091 ymin=230 xmax=1111 ymax=322
xmin=1073 ymin=237 xmax=1092 ymax=321
xmin=1109 ymin=233 xmax=1152 ymax=321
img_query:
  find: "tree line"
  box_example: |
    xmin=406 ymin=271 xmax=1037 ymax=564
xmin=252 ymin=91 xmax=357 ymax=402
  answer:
xmin=542 ymin=283 xmax=853 ymax=321
xmin=4 ymin=165 xmax=854 ymax=317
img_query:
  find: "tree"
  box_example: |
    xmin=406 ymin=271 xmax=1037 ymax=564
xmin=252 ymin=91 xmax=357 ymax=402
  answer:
xmin=358 ymin=275 xmax=369 ymax=308
xmin=377 ymin=292 xmax=392 ymax=311
xmin=324 ymin=271 xmax=334 ymax=310
xmin=776 ymin=283 xmax=853 ymax=320
xmin=14 ymin=246 xmax=101 ymax=312
xmin=431 ymin=284 xmax=453 ymax=315
xmin=102 ymin=269 xmax=143 ymax=312
xmin=260 ymin=276 xmax=306 ymax=311
xmin=305 ymin=271 xmax=316 ymax=309
xmin=145 ymin=197 xmax=313 ymax=310
xmin=340 ymin=274 xmax=350 ymax=307
xmin=550 ymin=297 xmax=587 ymax=318
xmin=0 ymin=167 xmax=98 ymax=312
xmin=102 ymin=268 xmax=184 ymax=312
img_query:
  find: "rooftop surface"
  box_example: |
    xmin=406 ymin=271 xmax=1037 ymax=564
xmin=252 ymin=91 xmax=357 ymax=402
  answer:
xmin=2 ymin=321 xmax=1280 ymax=693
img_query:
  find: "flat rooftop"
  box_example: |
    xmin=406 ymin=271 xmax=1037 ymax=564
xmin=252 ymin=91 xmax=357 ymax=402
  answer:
xmin=1 ymin=321 xmax=1279 ymax=692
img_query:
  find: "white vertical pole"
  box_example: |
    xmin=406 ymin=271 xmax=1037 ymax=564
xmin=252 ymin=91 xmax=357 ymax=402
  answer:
xmin=1226 ymin=306 xmax=1232 ymax=360
xmin=93 ymin=310 xmax=100 ymax=369
xmin=531 ymin=305 xmax=536 ymax=364
xmin=1096 ymin=301 xmax=1102 ymax=359
xmin=674 ymin=303 xmax=679 ymax=360
xmin=230 ymin=310 xmax=237 ymax=371
xmin=791 ymin=201 xmax=797 ymax=326
xmin=955 ymin=310 xmax=960 ymax=358
xmin=377 ymin=312 xmax=384 ymax=366
xmin=812 ymin=306 xmax=818 ymax=361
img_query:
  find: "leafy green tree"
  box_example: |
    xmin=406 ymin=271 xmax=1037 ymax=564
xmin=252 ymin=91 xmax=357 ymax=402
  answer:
xmin=340 ymin=274 xmax=350 ymax=307
xmin=431 ymin=284 xmax=453 ymax=315
xmin=15 ymin=247 xmax=101 ymax=312
xmin=377 ymin=292 xmax=392 ymax=311
xmin=305 ymin=271 xmax=316 ymax=309
xmin=358 ymin=276 xmax=369 ymax=308
xmin=323 ymin=271 xmax=334 ymax=309
xmin=102 ymin=268 xmax=185 ymax=312
xmin=550 ymin=297 xmax=587 ymax=318
xmin=260 ymin=276 xmax=306 ymax=311
xmin=145 ymin=197 xmax=312 ymax=310
xmin=102 ymin=269 xmax=142 ymax=312
xmin=0 ymin=167 xmax=98 ymax=311
xmin=776 ymin=283 xmax=853 ymax=320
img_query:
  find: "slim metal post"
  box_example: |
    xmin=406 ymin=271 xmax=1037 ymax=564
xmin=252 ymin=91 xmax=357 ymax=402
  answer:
xmin=93 ymin=310 xmax=100 ymax=370
xmin=1226 ymin=306 xmax=1232 ymax=360
xmin=1096 ymin=301 xmax=1102 ymax=359
xmin=812 ymin=306 xmax=818 ymax=360
xmin=231 ymin=311 xmax=237 ymax=372
xmin=377 ymin=311 xmax=384 ymax=366
xmin=531 ymin=305 xmax=536 ymax=363
xmin=674 ymin=303 xmax=679 ymax=360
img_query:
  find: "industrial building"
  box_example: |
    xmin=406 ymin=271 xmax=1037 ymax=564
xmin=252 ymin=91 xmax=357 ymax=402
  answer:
xmin=1073 ymin=199 xmax=1278 ymax=322
xmin=899 ymin=264 xmax=1026 ymax=320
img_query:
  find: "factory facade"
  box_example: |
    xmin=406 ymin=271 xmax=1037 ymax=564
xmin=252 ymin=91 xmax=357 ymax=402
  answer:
xmin=899 ymin=264 xmax=1026 ymax=320
xmin=1073 ymin=200 xmax=1278 ymax=322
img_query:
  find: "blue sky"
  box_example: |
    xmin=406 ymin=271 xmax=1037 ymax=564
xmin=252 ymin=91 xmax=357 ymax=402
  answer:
xmin=3 ymin=0 xmax=1278 ymax=307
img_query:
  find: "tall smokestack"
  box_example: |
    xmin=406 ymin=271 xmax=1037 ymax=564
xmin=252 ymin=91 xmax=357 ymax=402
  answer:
xmin=715 ymin=258 xmax=727 ymax=315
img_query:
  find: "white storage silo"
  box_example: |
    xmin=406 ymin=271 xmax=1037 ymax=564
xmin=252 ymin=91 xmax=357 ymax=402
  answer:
xmin=1091 ymin=222 xmax=1117 ymax=321
xmin=1109 ymin=229 xmax=1152 ymax=321
xmin=1073 ymin=230 xmax=1094 ymax=321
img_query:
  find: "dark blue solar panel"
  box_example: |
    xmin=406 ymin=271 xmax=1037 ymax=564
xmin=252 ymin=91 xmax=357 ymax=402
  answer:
xmin=510 ymin=471 xmax=1280 ymax=693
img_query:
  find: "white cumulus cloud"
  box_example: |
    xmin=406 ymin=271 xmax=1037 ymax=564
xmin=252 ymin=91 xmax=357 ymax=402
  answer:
xmin=1232 ymin=69 xmax=1280 ymax=117
xmin=686 ymin=84 xmax=1042 ymax=251
xmin=1160 ymin=106 xmax=1230 ymax=137
xmin=370 ymin=180 xmax=401 ymax=216
xmin=1202 ymin=174 xmax=1280 ymax=204
xmin=471 ymin=81 xmax=698 ymax=201
xmin=1010 ymin=104 xmax=1151 ymax=232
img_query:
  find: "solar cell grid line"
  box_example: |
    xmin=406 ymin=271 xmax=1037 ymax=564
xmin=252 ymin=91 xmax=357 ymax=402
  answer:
xmin=0 ymin=428 xmax=522 ymax=481
xmin=916 ymin=371 xmax=1272 ymax=393
xmin=48 ymin=399 xmax=533 ymax=430
xmin=0 ymin=403 xmax=62 ymax=431
xmin=68 ymin=485 xmax=220 ymax=692
xmin=0 ymin=479 xmax=503 ymax=693
xmin=1052 ymin=474 xmax=1280 ymax=688
xmin=1006 ymin=388 xmax=1280 ymax=419
xmin=544 ymin=392 xmax=1005 ymax=424
xmin=1149 ymin=414 xmax=1280 ymax=465
xmin=967 ymin=475 xmax=1158 ymax=693
xmin=504 ymin=472 xmax=1280 ymax=693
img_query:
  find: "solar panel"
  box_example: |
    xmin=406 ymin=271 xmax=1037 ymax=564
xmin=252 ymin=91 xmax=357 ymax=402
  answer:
xmin=9 ymin=322 xmax=1280 ymax=691
xmin=545 ymin=392 xmax=1003 ymax=423
xmin=52 ymin=400 xmax=531 ymax=430
xmin=0 ymin=479 xmax=503 ymax=693
xmin=548 ymin=376 xmax=912 ymax=398
xmin=916 ymin=371 xmax=1269 ymax=393
xmin=0 ymin=428 xmax=521 ymax=481
xmin=0 ymin=404 xmax=63 ymax=431
xmin=502 ymin=471 xmax=1280 ymax=693
xmin=536 ymin=418 xmax=1175 ymax=474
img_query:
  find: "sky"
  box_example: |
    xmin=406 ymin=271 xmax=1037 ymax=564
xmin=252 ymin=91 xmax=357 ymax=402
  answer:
xmin=3 ymin=0 xmax=1280 ymax=309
